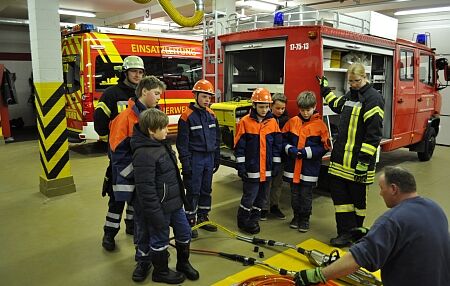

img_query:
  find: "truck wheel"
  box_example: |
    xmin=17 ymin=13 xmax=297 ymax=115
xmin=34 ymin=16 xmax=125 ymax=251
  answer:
xmin=417 ymin=128 xmax=436 ymax=162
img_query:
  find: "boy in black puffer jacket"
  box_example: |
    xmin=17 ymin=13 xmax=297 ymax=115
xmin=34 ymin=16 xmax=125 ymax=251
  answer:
xmin=131 ymin=108 xmax=199 ymax=284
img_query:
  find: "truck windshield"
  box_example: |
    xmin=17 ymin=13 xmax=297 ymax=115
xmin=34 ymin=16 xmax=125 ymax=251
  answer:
xmin=94 ymin=56 xmax=202 ymax=92
xmin=161 ymin=58 xmax=202 ymax=90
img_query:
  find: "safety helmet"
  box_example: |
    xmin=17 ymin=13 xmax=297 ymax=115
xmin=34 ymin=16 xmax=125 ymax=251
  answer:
xmin=251 ymin=88 xmax=272 ymax=103
xmin=192 ymin=79 xmax=215 ymax=96
xmin=122 ymin=56 xmax=144 ymax=71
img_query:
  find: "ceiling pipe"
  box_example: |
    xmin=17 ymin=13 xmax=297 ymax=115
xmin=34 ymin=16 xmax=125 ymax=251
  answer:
xmin=132 ymin=0 xmax=204 ymax=27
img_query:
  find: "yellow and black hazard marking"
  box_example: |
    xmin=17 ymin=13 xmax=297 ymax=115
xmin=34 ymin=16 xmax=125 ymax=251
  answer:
xmin=35 ymin=82 xmax=72 ymax=180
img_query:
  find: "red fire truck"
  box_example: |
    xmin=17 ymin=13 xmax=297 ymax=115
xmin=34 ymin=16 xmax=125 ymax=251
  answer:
xmin=207 ymin=8 xmax=449 ymax=165
xmin=61 ymin=24 xmax=203 ymax=141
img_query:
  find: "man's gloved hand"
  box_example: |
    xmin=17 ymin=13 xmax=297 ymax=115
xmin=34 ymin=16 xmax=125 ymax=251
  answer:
xmin=213 ymin=162 xmax=220 ymax=174
xmin=354 ymin=162 xmax=369 ymax=183
xmin=316 ymin=75 xmax=331 ymax=98
xmin=288 ymin=147 xmax=300 ymax=160
xmin=238 ymin=170 xmax=248 ymax=181
xmin=293 ymin=267 xmax=326 ymax=286
xmin=350 ymin=227 xmax=370 ymax=242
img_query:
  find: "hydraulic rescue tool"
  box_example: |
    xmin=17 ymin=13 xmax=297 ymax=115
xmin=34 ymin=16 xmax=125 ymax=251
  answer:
xmin=191 ymin=221 xmax=383 ymax=286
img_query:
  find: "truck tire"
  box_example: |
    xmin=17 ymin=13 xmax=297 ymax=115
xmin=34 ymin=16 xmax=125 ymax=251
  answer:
xmin=417 ymin=128 xmax=436 ymax=161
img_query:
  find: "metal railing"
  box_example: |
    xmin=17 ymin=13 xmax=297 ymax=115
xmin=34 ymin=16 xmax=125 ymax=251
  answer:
xmin=223 ymin=5 xmax=370 ymax=35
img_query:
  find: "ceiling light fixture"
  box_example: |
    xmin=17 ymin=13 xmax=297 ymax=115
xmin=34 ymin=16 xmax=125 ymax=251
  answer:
xmin=237 ymin=0 xmax=278 ymax=12
xmin=394 ymin=6 xmax=450 ymax=16
xmin=58 ymin=9 xmax=96 ymax=18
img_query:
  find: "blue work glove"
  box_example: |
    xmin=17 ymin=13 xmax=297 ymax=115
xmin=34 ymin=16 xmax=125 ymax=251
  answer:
xmin=288 ymin=147 xmax=300 ymax=160
xmin=294 ymin=267 xmax=326 ymax=286
xmin=316 ymin=75 xmax=331 ymax=98
xmin=350 ymin=227 xmax=370 ymax=242
xmin=297 ymin=148 xmax=306 ymax=159
xmin=354 ymin=162 xmax=369 ymax=183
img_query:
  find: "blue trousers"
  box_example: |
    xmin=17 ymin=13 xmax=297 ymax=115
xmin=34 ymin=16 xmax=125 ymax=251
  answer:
xmin=184 ymin=152 xmax=214 ymax=221
xmin=238 ymin=180 xmax=269 ymax=227
xmin=290 ymin=183 xmax=314 ymax=217
xmin=134 ymin=202 xmax=191 ymax=262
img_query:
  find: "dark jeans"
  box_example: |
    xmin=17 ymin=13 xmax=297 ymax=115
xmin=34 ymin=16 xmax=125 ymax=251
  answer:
xmin=290 ymin=183 xmax=313 ymax=218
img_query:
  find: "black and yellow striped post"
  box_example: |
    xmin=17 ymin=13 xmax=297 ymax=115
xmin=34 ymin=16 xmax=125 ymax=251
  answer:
xmin=35 ymin=82 xmax=76 ymax=196
xmin=28 ymin=0 xmax=76 ymax=196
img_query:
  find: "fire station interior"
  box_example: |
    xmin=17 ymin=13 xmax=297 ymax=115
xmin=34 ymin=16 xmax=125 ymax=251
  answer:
xmin=1 ymin=1 xmax=450 ymax=286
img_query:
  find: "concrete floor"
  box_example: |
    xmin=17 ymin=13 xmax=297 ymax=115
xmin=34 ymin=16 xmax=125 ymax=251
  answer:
xmin=0 ymin=140 xmax=449 ymax=286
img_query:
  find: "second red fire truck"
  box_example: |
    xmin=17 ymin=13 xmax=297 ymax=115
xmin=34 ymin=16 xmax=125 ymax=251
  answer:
xmin=207 ymin=7 xmax=449 ymax=166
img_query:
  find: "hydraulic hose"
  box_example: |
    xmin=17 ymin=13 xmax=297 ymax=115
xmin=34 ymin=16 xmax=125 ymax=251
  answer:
xmin=189 ymin=220 xmax=382 ymax=286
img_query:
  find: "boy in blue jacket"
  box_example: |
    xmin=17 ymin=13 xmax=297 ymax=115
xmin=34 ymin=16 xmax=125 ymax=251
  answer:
xmin=131 ymin=109 xmax=199 ymax=284
xmin=176 ymin=79 xmax=220 ymax=238
xmin=234 ymin=88 xmax=282 ymax=234
xmin=282 ymin=91 xmax=330 ymax=232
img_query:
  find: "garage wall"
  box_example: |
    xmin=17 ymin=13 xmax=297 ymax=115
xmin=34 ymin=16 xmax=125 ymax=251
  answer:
xmin=0 ymin=25 xmax=35 ymax=127
xmin=397 ymin=13 xmax=450 ymax=145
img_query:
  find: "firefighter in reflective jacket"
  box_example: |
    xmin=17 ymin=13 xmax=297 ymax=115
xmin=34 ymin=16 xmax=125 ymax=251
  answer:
xmin=317 ymin=62 xmax=384 ymax=247
xmin=234 ymin=88 xmax=282 ymax=234
xmin=94 ymin=56 xmax=144 ymax=251
xmin=176 ymin=79 xmax=221 ymax=238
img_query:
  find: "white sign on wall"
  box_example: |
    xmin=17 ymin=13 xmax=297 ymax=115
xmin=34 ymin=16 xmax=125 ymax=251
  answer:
xmin=144 ymin=7 xmax=151 ymax=22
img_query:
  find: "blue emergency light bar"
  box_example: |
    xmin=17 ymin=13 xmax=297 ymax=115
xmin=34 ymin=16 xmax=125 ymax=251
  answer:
xmin=416 ymin=33 xmax=428 ymax=45
xmin=61 ymin=23 xmax=96 ymax=36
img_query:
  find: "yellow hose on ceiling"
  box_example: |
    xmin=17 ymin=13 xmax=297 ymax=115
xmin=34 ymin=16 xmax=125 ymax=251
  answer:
xmin=132 ymin=0 xmax=204 ymax=27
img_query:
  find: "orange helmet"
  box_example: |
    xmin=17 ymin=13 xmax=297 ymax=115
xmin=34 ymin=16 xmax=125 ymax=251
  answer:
xmin=192 ymin=79 xmax=214 ymax=96
xmin=251 ymin=88 xmax=272 ymax=103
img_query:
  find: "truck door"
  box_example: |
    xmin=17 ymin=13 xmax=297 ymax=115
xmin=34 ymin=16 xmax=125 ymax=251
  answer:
xmin=62 ymin=54 xmax=82 ymax=133
xmin=393 ymin=47 xmax=416 ymax=147
xmin=412 ymin=52 xmax=436 ymax=144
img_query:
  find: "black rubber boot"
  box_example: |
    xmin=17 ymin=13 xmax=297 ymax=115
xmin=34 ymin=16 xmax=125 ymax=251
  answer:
xmin=237 ymin=208 xmax=260 ymax=234
xmin=132 ymin=261 xmax=152 ymax=282
xmin=175 ymin=243 xmax=199 ymax=280
xmin=152 ymin=250 xmax=185 ymax=284
xmin=330 ymin=233 xmax=353 ymax=247
xmin=197 ymin=214 xmax=217 ymax=232
xmin=237 ymin=208 xmax=250 ymax=230
xmin=125 ymin=219 xmax=134 ymax=235
xmin=102 ymin=232 xmax=116 ymax=251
